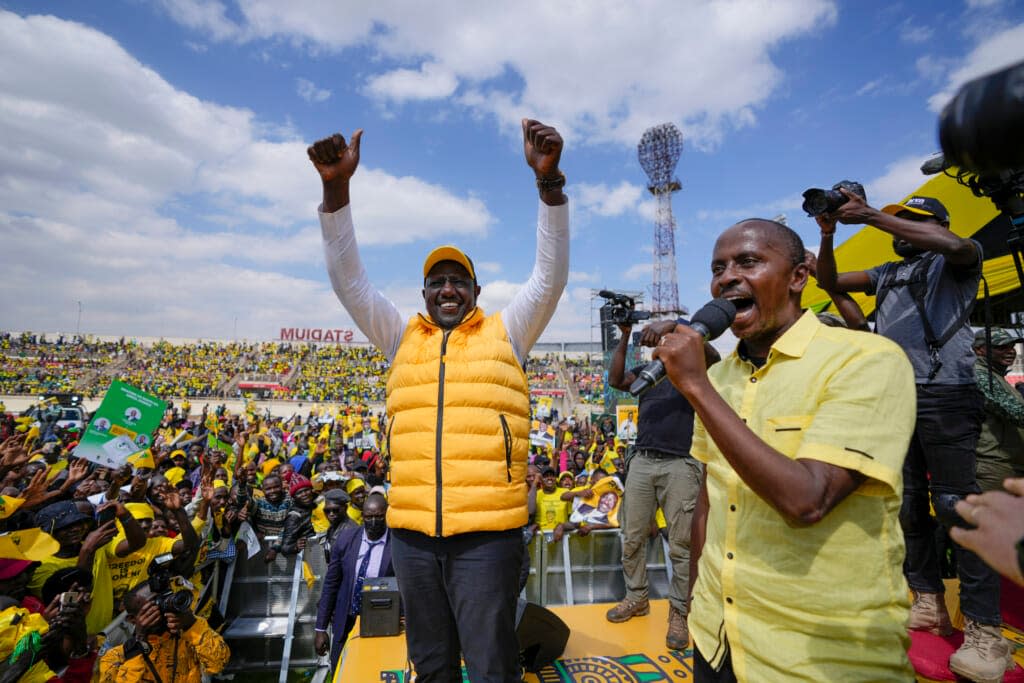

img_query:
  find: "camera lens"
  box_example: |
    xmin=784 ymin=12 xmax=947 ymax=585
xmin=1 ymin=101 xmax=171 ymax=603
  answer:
xmin=801 ymin=189 xmax=830 ymax=216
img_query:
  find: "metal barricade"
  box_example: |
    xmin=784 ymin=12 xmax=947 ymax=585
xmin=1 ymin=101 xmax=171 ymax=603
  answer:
xmin=523 ymin=528 xmax=673 ymax=606
xmin=221 ymin=535 xmax=330 ymax=676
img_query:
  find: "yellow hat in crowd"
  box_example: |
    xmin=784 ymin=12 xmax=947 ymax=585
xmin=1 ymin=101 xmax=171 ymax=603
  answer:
xmin=213 ymin=479 xmax=229 ymax=491
xmin=165 ymin=466 xmax=186 ymax=485
xmin=125 ymin=502 xmax=155 ymax=521
xmin=0 ymin=495 xmax=25 ymax=521
xmin=345 ymin=478 xmax=366 ymax=494
xmin=127 ymin=449 xmax=155 ymax=470
xmin=0 ymin=528 xmax=60 ymax=561
xmin=261 ymin=458 xmax=281 ymax=476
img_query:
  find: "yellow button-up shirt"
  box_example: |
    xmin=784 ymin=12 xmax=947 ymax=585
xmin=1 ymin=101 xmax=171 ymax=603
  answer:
xmin=690 ymin=311 xmax=916 ymax=682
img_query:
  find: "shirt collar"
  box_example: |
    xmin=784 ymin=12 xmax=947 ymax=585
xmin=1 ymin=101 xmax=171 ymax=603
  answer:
xmin=769 ymin=309 xmax=820 ymax=359
xmin=734 ymin=309 xmax=820 ymax=364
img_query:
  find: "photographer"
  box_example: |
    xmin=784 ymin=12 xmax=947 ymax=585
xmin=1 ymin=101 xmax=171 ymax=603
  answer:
xmin=605 ymin=318 xmax=717 ymax=651
xmin=98 ymin=578 xmax=229 ymax=683
xmin=815 ymin=193 xmax=1011 ymax=681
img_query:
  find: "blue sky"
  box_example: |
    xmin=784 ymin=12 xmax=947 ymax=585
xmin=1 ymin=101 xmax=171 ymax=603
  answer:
xmin=1 ymin=0 xmax=1022 ymax=346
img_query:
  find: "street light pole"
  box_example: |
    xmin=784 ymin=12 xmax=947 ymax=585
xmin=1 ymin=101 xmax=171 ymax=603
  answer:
xmin=76 ymin=301 xmax=82 ymax=338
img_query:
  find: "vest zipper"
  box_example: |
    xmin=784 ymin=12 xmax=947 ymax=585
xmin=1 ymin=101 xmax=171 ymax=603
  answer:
xmin=499 ymin=414 xmax=512 ymax=482
xmin=384 ymin=416 xmax=395 ymax=484
xmin=434 ymin=329 xmax=451 ymax=537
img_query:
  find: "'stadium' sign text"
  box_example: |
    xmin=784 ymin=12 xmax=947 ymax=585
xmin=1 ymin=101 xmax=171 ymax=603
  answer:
xmin=279 ymin=328 xmax=355 ymax=343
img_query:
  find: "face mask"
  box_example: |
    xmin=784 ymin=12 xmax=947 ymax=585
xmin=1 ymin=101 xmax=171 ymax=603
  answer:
xmin=364 ymin=517 xmax=387 ymax=540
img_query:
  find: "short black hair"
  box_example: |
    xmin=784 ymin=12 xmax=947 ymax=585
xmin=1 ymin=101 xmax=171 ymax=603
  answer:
xmin=736 ymin=218 xmax=806 ymax=267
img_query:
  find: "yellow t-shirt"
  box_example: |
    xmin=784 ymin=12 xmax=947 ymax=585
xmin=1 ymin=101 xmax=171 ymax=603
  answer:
xmin=29 ymin=549 xmax=114 ymax=635
xmin=689 ymin=311 xmax=915 ymax=682
xmin=535 ymin=488 xmax=569 ymax=531
xmin=311 ymin=500 xmax=329 ymax=534
xmin=107 ymin=536 xmax=178 ymax=601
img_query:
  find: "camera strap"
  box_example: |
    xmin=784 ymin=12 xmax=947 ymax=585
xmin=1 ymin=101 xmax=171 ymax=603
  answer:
xmin=877 ymin=253 xmax=977 ymax=380
xmin=139 ymin=648 xmax=164 ymax=683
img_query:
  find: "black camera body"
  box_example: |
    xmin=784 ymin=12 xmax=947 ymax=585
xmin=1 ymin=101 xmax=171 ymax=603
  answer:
xmin=599 ymin=290 xmax=651 ymax=326
xmin=801 ymin=180 xmax=867 ymax=217
xmin=148 ymin=554 xmax=193 ymax=614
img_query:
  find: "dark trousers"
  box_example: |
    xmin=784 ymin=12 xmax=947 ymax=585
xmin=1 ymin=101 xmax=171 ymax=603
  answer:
xmin=693 ymin=647 xmax=737 ymax=683
xmin=391 ymin=528 xmax=524 ymax=683
xmin=900 ymin=383 xmax=1001 ymax=624
xmin=329 ymin=613 xmax=356 ymax=672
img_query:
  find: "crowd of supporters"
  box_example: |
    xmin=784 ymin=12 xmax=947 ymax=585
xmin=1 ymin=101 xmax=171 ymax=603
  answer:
xmin=0 ymin=333 xmax=129 ymax=396
xmin=0 ymin=390 xmax=636 ymax=679
xmin=566 ymin=355 xmax=605 ymax=405
xmin=290 ymin=346 xmax=389 ymax=403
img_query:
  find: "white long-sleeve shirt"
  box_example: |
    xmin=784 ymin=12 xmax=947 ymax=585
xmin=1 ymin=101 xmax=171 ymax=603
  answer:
xmin=319 ymin=200 xmax=569 ymax=364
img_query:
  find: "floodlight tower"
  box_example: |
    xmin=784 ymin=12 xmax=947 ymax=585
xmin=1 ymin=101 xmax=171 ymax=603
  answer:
xmin=638 ymin=123 xmax=684 ymax=316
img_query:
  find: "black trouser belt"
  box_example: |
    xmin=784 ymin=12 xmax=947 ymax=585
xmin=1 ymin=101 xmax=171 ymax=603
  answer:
xmin=635 ymin=448 xmax=681 ymax=460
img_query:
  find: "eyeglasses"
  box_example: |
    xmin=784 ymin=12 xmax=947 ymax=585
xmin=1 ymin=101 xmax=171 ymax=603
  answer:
xmin=425 ymin=275 xmax=472 ymax=290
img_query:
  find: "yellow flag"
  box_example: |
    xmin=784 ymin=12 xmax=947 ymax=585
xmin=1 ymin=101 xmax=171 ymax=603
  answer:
xmin=302 ymin=560 xmax=316 ymax=590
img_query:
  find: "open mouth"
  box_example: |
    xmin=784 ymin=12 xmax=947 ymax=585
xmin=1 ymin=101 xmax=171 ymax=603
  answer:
xmin=726 ymin=296 xmax=755 ymax=315
xmin=439 ymin=302 xmax=461 ymax=315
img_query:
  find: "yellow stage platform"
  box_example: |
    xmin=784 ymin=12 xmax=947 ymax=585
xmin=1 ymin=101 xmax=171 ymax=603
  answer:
xmin=335 ymin=598 xmax=1024 ymax=682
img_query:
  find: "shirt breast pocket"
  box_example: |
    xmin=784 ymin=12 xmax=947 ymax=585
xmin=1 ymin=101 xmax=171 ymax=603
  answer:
xmin=764 ymin=415 xmax=813 ymax=458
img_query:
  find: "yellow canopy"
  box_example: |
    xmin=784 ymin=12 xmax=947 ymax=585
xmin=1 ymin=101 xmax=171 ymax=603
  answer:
xmin=801 ymin=170 xmax=1016 ymax=316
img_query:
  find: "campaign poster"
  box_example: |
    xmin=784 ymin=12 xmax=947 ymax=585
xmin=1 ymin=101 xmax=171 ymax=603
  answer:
xmin=73 ymin=381 xmax=167 ymax=469
xmin=616 ymin=405 xmax=638 ymax=444
xmin=529 ymin=420 xmax=556 ymax=450
xmin=569 ymin=475 xmax=624 ymax=527
xmin=534 ymin=395 xmax=553 ymax=420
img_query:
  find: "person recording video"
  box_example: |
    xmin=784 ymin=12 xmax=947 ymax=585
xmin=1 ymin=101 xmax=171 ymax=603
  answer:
xmin=604 ymin=317 xmax=717 ymax=651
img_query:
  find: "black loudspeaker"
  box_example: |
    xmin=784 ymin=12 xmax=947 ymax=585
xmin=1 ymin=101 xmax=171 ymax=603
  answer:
xmin=515 ymin=599 xmax=570 ymax=672
xmin=359 ymin=576 xmax=402 ymax=637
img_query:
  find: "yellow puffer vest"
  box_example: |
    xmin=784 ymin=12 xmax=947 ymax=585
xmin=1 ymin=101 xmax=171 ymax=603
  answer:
xmin=385 ymin=307 xmax=530 ymax=536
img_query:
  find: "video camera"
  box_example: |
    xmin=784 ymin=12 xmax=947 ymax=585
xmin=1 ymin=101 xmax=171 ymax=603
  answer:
xmin=598 ymin=290 xmax=651 ymax=326
xmin=923 ymin=59 xmax=1024 ymax=284
xmin=147 ymin=553 xmax=193 ymax=615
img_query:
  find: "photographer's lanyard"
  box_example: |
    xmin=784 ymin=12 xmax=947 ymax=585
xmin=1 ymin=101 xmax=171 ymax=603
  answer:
xmin=139 ymin=636 xmax=180 ymax=683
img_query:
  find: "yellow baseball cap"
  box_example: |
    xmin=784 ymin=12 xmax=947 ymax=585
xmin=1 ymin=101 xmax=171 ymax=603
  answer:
xmin=423 ymin=245 xmax=476 ymax=281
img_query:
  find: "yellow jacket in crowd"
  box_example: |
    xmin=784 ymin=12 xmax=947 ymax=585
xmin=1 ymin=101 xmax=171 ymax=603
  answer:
xmin=97 ymin=616 xmax=229 ymax=683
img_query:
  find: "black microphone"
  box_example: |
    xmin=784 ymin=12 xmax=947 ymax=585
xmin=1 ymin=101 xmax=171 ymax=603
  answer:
xmin=628 ymin=298 xmax=736 ymax=396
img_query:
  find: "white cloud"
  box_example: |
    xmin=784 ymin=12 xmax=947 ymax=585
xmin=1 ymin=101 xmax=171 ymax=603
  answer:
xmin=574 ymin=181 xmax=645 ymax=218
xmin=855 ymin=78 xmax=883 ymax=96
xmin=0 ymin=11 xmax=493 ymax=337
xmin=928 ymin=22 xmax=1024 ymax=112
xmin=623 ymin=262 xmax=653 ymax=281
xmin=568 ymin=271 xmax=598 ymax=284
xmin=296 ymin=77 xmax=331 ymax=103
xmin=966 ymin=0 xmax=1003 ymax=7
xmin=155 ymin=0 xmax=838 ymax=149
xmin=365 ymin=62 xmax=458 ymax=102
xmin=865 ymin=154 xmax=934 ymax=206
xmin=899 ymin=22 xmax=934 ymax=45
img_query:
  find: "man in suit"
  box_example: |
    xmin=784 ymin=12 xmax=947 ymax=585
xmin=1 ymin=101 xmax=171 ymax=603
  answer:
xmin=314 ymin=491 xmax=393 ymax=670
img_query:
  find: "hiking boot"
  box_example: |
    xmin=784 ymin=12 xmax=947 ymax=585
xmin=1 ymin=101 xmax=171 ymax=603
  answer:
xmin=908 ymin=590 xmax=953 ymax=636
xmin=948 ymin=618 xmax=1014 ymax=683
xmin=666 ymin=605 xmax=689 ymax=650
xmin=605 ymin=597 xmax=649 ymax=623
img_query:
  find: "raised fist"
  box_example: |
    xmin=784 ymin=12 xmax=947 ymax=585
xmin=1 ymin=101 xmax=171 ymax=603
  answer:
xmin=522 ymin=119 xmax=563 ymax=178
xmin=308 ymin=130 xmax=363 ymax=184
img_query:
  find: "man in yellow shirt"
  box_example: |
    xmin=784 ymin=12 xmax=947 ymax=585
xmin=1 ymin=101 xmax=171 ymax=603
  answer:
xmin=654 ymin=219 xmax=916 ymax=681
xmin=534 ymin=468 xmax=568 ymax=533
xmin=107 ymin=492 xmax=199 ymax=605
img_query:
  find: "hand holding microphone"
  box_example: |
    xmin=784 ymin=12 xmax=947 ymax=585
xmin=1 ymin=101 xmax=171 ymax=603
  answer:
xmin=629 ymin=298 xmax=736 ymax=396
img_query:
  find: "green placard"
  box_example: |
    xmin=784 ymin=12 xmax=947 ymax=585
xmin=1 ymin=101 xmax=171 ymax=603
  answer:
xmin=73 ymin=381 xmax=167 ymax=469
